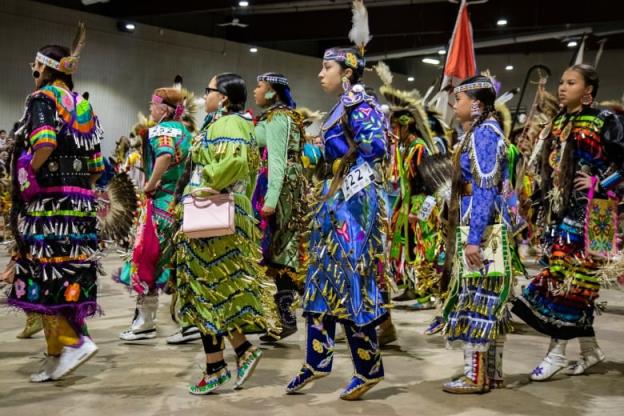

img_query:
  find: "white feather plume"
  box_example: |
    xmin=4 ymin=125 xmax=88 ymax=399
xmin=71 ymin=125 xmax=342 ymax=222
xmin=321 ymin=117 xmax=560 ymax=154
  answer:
xmin=495 ymin=88 xmax=519 ymax=106
xmin=348 ymin=0 xmax=372 ymax=52
xmin=374 ymin=61 xmax=393 ymax=86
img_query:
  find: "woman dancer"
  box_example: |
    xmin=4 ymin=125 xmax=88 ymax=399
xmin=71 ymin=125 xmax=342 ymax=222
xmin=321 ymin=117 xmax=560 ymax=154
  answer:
xmin=512 ymin=64 xmax=624 ymax=380
xmin=175 ymin=73 xmax=272 ymax=394
xmin=7 ymin=24 xmax=103 ymax=381
xmin=116 ymin=87 xmax=193 ymax=341
xmin=442 ymin=76 xmax=513 ymax=393
xmin=252 ymin=72 xmax=306 ymax=342
xmin=286 ymin=34 xmax=390 ymax=400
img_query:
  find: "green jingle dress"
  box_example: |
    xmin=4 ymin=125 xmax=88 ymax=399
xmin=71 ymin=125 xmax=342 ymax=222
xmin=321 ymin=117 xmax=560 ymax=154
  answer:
xmin=175 ymin=113 xmax=275 ymax=338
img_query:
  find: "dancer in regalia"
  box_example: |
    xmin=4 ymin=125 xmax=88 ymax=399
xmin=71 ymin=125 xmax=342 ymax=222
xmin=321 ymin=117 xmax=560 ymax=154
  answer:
xmin=286 ymin=0 xmax=388 ymax=401
xmin=441 ymin=76 xmax=513 ymax=394
xmin=175 ymin=73 xmax=273 ymax=394
xmin=116 ymin=87 xmax=193 ymax=341
xmin=511 ymin=64 xmax=624 ymax=380
xmin=252 ymin=72 xmax=307 ymax=342
xmin=6 ymin=24 xmax=103 ymax=381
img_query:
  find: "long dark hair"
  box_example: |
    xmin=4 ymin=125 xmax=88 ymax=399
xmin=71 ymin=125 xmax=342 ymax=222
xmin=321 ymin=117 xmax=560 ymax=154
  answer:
xmin=215 ymin=72 xmax=246 ymax=113
xmin=441 ymin=75 xmax=498 ymax=291
xmin=38 ymin=45 xmax=74 ymax=91
xmin=539 ymin=65 xmax=601 ymax=219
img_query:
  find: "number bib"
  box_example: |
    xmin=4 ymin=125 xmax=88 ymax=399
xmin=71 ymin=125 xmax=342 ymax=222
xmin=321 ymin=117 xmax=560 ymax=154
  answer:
xmin=417 ymin=195 xmax=437 ymax=221
xmin=341 ymin=162 xmax=375 ymax=201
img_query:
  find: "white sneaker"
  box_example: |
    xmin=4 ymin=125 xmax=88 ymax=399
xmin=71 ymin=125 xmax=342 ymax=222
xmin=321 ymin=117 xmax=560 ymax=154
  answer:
xmin=166 ymin=326 xmax=201 ymax=345
xmin=119 ymin=327 xmax=157 ymax=341
xmin=530 ymin=354 xmax=568 ymax=381
xmin=30 ymin=355 xmax=60 ymax=383
xmin=564 ymin=347 xmax=606 ymax=375
xmin=50 ymin=337 xmax=98 ymax=380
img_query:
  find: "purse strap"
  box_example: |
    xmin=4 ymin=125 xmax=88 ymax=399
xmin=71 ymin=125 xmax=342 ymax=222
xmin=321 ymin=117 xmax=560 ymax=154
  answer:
xmin=190 ymin=187 xmax=219 ymax=200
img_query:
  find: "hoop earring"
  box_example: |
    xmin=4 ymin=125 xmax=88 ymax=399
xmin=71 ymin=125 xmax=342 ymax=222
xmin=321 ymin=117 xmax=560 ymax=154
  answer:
xmin=470 ymin=101 xmax=482 ymax=119
xmin=341 ymin=76 xmax=351 ymax=92
xmin=581 ymin=93 xmax=593 ymax=106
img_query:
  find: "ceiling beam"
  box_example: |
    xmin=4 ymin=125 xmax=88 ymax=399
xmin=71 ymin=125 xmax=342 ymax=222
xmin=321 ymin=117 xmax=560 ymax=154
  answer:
xmin=127 ymin=0 xmax=447 ymax=19
xmin=367 ymin=26 xmax=595 ymax=61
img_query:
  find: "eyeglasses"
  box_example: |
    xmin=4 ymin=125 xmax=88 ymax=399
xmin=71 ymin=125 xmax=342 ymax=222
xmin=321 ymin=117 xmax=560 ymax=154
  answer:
xmin=205 ymin=87 xmax=222 ymax=95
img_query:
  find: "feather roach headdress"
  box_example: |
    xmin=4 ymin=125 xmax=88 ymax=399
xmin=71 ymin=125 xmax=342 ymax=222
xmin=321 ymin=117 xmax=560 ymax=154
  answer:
xmin=375 ymin=61 xmax=437 ymax=153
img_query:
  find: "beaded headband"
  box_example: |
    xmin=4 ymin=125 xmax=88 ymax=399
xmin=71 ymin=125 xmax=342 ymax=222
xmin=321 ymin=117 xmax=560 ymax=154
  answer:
xmin=453 ymin=81 xmax=494 ymax=94
xmin=34 ymin=23 xmax=86 ymax=75
xmin=323 ymin=48 xmax=365 ymax=71
xmin=35 ymin=52 xmax=80 ymax=75
xmin=257 ymin=74 xmax=289 ymax=87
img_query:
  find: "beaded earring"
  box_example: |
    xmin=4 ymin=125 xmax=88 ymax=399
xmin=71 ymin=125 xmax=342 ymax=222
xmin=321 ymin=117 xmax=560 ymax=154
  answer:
xmin=216 ymin=100 xmax=225 ymax=119
xmin=470 ymin=100 xmax=482 ymax=119
xmin=581 ymin=93 xmax=593 ymax=106
xmin=341 ymin=76 xmax=351 ymax=92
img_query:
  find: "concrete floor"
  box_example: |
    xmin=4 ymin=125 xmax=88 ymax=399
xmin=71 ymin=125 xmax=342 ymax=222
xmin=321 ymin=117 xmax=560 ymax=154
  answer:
xmin=1 ymin=251 xmax=623 ymax=416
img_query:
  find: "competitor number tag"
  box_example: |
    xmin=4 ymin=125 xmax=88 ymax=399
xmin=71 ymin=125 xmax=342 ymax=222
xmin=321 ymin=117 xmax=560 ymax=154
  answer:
xmin=417 ymin=195 xmax=437 ymax=221
xmin=341 ymin=162 xmax=375 ymax=201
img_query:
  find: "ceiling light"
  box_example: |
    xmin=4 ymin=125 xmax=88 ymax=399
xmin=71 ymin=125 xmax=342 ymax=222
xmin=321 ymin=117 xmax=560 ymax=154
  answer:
xmin=422 ymin=58 xmax=440 ymax=65
xmin=249 ymin=47 xmax=258 ymax=53
xmin=239 ymin=1 xmax=249 ymax=6
xmin=497 ymin=19 xmax=508 ymax=26
xmin=438 ymin=49 xmax=446 ymax=55
xmin=567 ymin=41 xmax=578 ymax=48
xmin=117 ymin=21 xmax=136 ymax=33
xmin=505 ymin=65 xmax=514 ymax=71
xmin=407 ymin=76 xmax=415 ymax=82
xmin=81 ymin=0 xmax=109 ymax=5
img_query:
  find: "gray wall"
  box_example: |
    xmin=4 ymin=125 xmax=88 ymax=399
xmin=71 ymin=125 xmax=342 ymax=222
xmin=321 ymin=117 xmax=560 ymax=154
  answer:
xmin=0 ymin=0 xmax=406 ymax=155
xmin=3 ymin=0 xmax=621 ymax=156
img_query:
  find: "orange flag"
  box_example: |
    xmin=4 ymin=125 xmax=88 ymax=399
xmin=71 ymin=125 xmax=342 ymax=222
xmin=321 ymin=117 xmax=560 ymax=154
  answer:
xmin=444 ymin=1 xmax=476 ymax=80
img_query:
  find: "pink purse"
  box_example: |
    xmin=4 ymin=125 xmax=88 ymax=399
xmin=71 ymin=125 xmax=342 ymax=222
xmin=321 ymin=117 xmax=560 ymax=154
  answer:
xmin=182 ymin=188 xmax=235 ymax=238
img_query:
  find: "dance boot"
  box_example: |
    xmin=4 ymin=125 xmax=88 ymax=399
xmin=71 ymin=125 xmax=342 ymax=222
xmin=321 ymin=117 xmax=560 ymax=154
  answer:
xmin=234 ymin=346 xmax=263 ymax=390
xmin=377 ymin=319 xmax=398 ymax=347
xmin=340 ymin=323 xmax=384 ymax=401
xmin=487 ymin=337 xmax=505 ymax=389
xmin=119 ymin=294 xmax=158 ymax=341
xmin=564 ymin=336 xmax=605 ymax=375
xmin=17 ymin=313 xmax=43 ymax=339
xmin=260 ymin=290 xmax=297 ymax=343
xmin=530 ymin=338 xmax=568 ymax=381
xmin=286 ymin=315 xmax=335 ymax=394
xmin=189 ymin=367 xmax=232 ymax=395
xmin=392 ymin=286 xmax=417 ymax=302
xmin=424 ymin=316 xmax=445 ymax=335
xmin=443 ymin=350 xmax=489 ymax=394
xmin=406 ymin=294 xmax=436 ymax=311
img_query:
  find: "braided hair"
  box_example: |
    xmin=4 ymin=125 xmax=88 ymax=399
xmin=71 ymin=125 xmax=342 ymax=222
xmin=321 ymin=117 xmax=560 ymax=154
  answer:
xmin=441 ymin=75 xmax=498 ymax=292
